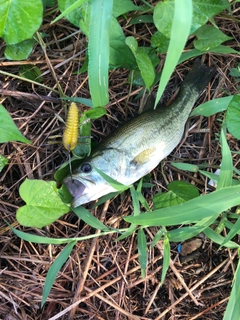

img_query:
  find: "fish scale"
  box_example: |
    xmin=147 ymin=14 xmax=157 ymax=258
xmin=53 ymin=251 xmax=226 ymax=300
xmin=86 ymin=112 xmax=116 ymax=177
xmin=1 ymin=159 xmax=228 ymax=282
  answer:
xmin=64 ymin=60 xmax=215 ymax=207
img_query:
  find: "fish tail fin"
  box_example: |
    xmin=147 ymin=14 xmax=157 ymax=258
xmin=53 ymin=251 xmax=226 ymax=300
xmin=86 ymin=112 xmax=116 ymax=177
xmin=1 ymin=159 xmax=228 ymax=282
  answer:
xmin=182 ymin=59 xmax=215 ymax=94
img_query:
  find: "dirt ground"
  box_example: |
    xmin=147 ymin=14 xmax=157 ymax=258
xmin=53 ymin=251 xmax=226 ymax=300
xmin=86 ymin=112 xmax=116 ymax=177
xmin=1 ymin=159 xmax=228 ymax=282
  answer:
xmin=1 ymin=2 xmax=240 ymax=320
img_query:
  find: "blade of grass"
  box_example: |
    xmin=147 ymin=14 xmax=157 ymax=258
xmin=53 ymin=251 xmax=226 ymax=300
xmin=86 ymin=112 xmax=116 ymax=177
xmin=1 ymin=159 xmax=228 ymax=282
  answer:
xmin=137 ymin=179 xmax=151 ymax=211
xmin=220 ymin=217 xmax=240 ymax=248
xmin=170 ymin=162 xmax=199 ymax=172
xmin=223 ymin=254 xmax=240 ymax=320
xmin=217 ymin=123 xmax=233 ymax=189
xmin=51 ymin=0 xmax=87 ymax=24
xmin=130 ymin=186 xmax=140 ymax=216
xmin=168 ymin=214 xmax=220 ymax=242
xmin=116 ymin=186 xmax=139 ymax=241
xmin=161 ymin=235 xmax=170 ymax=284
xmin=41 ymin=240 xmax=77 ymax=307
xmin=137 ymin=228 xmax=147 ymax=278
xmin=154 ymin=0 xmax=192 ymax=108
xmin=88 ymin=0 xmax=113 ymax=107
xmin=151 ymin=228 xmax=164 ymax=248
xmin=204 ymin=227 xmax=239 ymax=249
xmin=124 ymin=185 xmax=240 ymax=226
xmin=71 ymin=206 xmax=109 ymax=231
xmin=93 ymin=165 xmax=128 ymax=192
xmin=9 ymin=223 xmax=119 ymax=244
xmin=61 ymin=96 xmax=93 ymax=108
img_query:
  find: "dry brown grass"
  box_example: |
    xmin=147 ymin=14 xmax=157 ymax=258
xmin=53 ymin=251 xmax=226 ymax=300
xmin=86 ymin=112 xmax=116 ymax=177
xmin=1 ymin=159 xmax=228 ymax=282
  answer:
xmin=1 ymin=2 xmax=240 ymax=319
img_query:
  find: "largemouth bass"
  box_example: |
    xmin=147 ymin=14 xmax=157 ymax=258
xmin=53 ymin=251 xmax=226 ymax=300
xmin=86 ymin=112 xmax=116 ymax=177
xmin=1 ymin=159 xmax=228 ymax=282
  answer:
xmin=64 ymin=60 xmax=215 ymax=207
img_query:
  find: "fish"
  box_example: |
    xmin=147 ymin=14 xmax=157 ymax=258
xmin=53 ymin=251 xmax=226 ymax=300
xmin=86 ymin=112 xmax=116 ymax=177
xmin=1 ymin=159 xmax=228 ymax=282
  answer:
xmin=64 ymin=60 xmax=215 ymax=207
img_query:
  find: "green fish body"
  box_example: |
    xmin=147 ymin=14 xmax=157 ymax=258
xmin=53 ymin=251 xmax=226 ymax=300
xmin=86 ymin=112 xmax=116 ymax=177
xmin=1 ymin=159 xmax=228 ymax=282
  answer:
xmin=64 ymin=60 xmax=215 ymax=207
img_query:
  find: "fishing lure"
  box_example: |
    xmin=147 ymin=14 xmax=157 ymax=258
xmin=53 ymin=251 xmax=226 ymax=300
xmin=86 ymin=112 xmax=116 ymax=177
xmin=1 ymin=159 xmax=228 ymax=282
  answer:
xmin=62 ymin=102 xmax=79 ymax=151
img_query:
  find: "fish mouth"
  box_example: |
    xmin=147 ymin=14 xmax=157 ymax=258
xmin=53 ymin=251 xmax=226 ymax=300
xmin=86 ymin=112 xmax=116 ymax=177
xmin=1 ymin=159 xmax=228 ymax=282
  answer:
xmin=64 ymin=178 xmax=86 ymax=201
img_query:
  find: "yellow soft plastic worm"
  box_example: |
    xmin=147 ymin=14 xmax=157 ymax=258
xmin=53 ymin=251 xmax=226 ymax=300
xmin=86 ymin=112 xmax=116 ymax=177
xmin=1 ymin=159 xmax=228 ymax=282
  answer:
xmin=62 ymin=102 xmax=79 ymax=151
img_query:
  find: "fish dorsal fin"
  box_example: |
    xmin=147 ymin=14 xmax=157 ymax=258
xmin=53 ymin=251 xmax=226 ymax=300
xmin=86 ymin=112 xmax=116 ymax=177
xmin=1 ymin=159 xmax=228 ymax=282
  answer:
xmin=131 ymin=147 xmax=156 ymax=166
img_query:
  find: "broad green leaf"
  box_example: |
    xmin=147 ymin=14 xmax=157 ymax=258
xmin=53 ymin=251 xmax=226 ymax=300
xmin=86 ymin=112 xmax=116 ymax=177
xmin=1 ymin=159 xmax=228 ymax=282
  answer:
xmin=42 ymin=240 xmax=77 ymax=307
xmin=79 ymin=11 xmax=137 ymax=69
xmin=179 ymin=48 xmax=204 ymax=64
xmin=19 ymin=65 xmax=42 ymax=83
xmin=0 ymin=105 xmax=31 ymax=144
xmin=194 ymin=25 xmax=232 ymax=51
xmin=42 ymin=0 xmax=56 ymax=8
xmin=72 ymin=206 xmax=109 ymax=231
xmin=88 ymin=0 xmax=113 ymax=107
xmin=154 ymin=181 xmax=199 ymax=209
xmin=126 ymin=37 xmax=155 ymax=89
xmin=4 ymin=39 xmax=36 ymax=60
xmin=140 ymin=47 xmax=160 ymax=68
xmin=217 ymin=125 xmax=233 ymax=189
xmin=109 ymin=17 xmax=136 ymax=69
xmin=0 ymin=154 xmax=8 ymax=172
xmin=113 ymin=0 xmax=142 ymax=18
xmin=170 ymin=162 xmax=199 ymax=172
xmin=153 ymin=0 xmax=229 ymax=39
xmin=0 ymin=0 xmax=43 ymax=45
xmin=168 ymin=180 xmax=199 ymax=200
xmin=230 ymin=65 xmax=240 ymax=78
xmin=208 ymin=45 xmax=239 ymax=54
xmin=54 ymin=157 xmax=82 ymax=183
xmin=151 ymin=31 xmax=170 ymax=54
xmin=16 ymin=179 xmax=69 ymax=228
xmin=154 ymin=0 xmax=192 ymax=107
xmin=130 ymin=15 xmax=153 ymax=25
xmin=226 ymin=95 xmax=240 ymax=139
xmin=191 ymin=96 xmax=234 ymax=117
xmin=125 ymin=36 xmax=138 ymax=54
xmin=137 ymin=229 xmax=147 ymax=278
xmin=223 ymin=258 xmax=240 ymax=320
xmin=58 ymin=183 xmax=73 ymax=205
xmin=161 ymin=236 xmax=170 ymax=284
xmin=153 ymin=191 xmax=185 ymax=210
xmin=153 ymin=1 xmax=174 ymax=39
xmin=135 ymin=48 xmax=155 ymax=90
xmin=124 ymin=185 xmax=240 ymax=226
xmin=54 ymin=0 xmax=85 ymax=26
xmin=85 ymin=107 xmax=107 ymax=119
xmin=128 ymin=70 xmax=145 ymax=87
xmin=78 ymin=0 xmax=90 ymax=35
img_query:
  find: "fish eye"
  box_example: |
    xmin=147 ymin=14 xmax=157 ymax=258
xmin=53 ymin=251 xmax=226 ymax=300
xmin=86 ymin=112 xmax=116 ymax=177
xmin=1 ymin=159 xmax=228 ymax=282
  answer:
xmin=81 ymin=163 xmax=92 ymax=173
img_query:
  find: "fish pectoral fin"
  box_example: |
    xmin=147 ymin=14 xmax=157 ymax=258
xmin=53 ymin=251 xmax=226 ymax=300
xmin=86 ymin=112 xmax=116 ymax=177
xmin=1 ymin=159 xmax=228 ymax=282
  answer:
xmin=131 ymin=147 xmax=156 ymax=166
